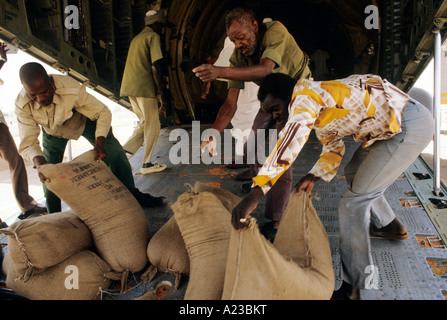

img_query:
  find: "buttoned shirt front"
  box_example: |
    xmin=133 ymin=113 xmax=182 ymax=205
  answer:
xmin=15 ymin=74 xmax=112 ymax=161
xmin=253 ymin=74 xmax=409 ymax=193
xmin=228 ymin=20 xmax=310 ymax=90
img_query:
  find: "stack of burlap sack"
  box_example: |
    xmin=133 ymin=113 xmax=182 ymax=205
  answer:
xmin=144 ymin=181 xmax=335 ymax=300
xmin=1 ymin=150 xmax=149 ymax=300
xmin=140 ymin=181 xmax=241 ymax=290
xmin=0 ymin=147 xmax=334 ymax=300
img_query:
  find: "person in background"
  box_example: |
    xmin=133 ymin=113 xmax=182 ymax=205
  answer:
xmin=0 ymin=42 xmax=47 ymax=221
xmin=193 ymin=7 xmax=311 ymax=241
xmin=120 ymin=10 xmax=172 ymax=175
xmin=207 ymin=36 xmax=260 ymax=165
xmin=15 ymin=62 xmax=165 ymax=213
xmin=231 ymin=73 xmax=433 ymax=300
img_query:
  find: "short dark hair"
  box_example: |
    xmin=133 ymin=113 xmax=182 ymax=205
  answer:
xmin=225 ymin=7 xmax=257 ymax=30
xmin=19 ymin=62 xmax=49 ymax=85
xmin=258 ymin=73 xmax=296 ymax=107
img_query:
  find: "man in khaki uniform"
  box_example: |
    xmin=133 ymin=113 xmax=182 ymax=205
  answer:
xmin=15 ymin=62 xmax=164 ymax=213
xmin=120 ymin=10 xmax=172 ymax=174
xmin=193 ymin=7 xmax=311 ymax=241
xmin=0 ymin=43 xmax=47 ymax=220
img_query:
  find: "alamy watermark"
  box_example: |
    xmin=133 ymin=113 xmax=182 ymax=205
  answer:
xmin=365 ymin=5 xmax=379 ymax=30
xmin=64 ymin=5 xmax=80 ymax=30
xmin=65 ymin=5 xmax=379 ymax=31
xmin=168 ymin=121 xmax=278 ymax=165
xmin=64 ymin=264 xmax=79 ymax=290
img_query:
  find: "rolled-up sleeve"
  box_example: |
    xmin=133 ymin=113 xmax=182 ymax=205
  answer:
xmin=15 ymin=104 xmax=44 ymax=161
xmin=74 ymin=85 xmax=112 ymax=138
xmin=252 ymin=95 xmax=319 ymax=194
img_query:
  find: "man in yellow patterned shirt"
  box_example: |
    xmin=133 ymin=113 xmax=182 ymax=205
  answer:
xmin=232 ymin=73 xmax=433 ymax=300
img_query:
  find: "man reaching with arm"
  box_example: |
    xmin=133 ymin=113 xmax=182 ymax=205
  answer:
xmin=16 ymin=62 xmax=165 ymax=213
xmin=193 ymin=7 xmax=311 ymax=240
xmin=232 ymin=73 xmax=433 ymax=300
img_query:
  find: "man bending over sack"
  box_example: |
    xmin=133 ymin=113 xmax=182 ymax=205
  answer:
xmin=231 ymin=73 xmax=433 ymax=300
xmin=15 ymin=62 xmax=165 ymax=213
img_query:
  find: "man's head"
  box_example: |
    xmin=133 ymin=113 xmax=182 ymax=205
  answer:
xmin=258 ymin=73 xmax=296 ymax=121
xmin=145 ymin=10 xmax=166 ymax=34
xmin=19 ymin=62 xmax=55 ymax=106
xmin=225 ymin=7 xmax=259 ymax=57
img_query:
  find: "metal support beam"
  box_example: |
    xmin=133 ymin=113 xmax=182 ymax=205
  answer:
xmin=433 ymin=30 xmax=442 ymax=196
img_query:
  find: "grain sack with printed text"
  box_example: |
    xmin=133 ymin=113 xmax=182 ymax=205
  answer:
xmin=37 ymin=150 xmax=149 ymax=275
xmin=222 ymin=192 xmax=335 ymax=300
xmin=3 ymin=250 xmax=121 ymax=300
xmin=171 ymin=190 xmax=232 ymax=300
xmin=0 ymin=210 xmax=92 ymax=280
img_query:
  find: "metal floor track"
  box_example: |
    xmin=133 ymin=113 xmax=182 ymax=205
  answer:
xmin=1 ymin=125 xmax=447 ymax=300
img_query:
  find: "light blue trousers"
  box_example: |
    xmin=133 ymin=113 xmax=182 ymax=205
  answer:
xmin=338 ymin=99 xmax=434 ymax=289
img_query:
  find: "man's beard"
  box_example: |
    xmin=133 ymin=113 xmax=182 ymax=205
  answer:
xmin=241 ymin=34 xmax=257 ymax=57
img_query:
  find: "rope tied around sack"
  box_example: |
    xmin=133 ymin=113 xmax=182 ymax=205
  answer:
xmin=230 ymin=224 xmax=245 ymax=300
xmin=302 ymin=193 xmax=311 ymax=269
xmin=0 ymin=227 xmax=36 ymax=281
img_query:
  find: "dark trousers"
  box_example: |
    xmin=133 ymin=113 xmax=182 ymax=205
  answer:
xmin=244 ymin=110 xmax=293 ymax=222
xmin=42 ymin=119 xmax=135 ymax=213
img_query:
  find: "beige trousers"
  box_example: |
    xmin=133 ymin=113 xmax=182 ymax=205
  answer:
xmin=123 ymin=96 xmax=160 ymax=165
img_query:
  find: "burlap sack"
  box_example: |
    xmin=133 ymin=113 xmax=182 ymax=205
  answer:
xmin=37 ymin=150 xmax=149 ymax=275
xmin=4 ymin=250 xmax=121 ymax=300
xmin=142 ymin=182 xmax=240 ymax=288
xmin=192 ymin=181 xmax=241 ymax=211
xmin=0 ymin=210 xmax=92 ymax=280
xmin=142 ymin=216 xmax=190 ymax=288
xmin=222 ymin=192 xmax=335 ymax=300
xmin=171 ymin=191 xmax=232 ymax=300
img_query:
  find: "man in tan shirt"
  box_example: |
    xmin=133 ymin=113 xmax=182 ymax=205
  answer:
xmin=0 ymin=43 xmax=47 ymax=220
xmin=15 ymin=62 xmax=164 ymax=213
xmin=193 ymin=7 xmax=311 ymax=241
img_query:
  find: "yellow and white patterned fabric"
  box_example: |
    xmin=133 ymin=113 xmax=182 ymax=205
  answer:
xmin=253 ymin=74 xmax=409 ymax=194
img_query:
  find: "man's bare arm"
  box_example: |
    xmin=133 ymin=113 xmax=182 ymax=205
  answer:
xmin=193 ymin=58 xmax=276 ymax=83
xmin=211 ymin=87 xmax=240 ymax=133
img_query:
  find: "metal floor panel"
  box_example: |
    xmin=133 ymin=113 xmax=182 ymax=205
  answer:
xmin=2 ymin=125 xmax=447 ymax=300
xmin=113 ymin=126 xmax=447 ymax=300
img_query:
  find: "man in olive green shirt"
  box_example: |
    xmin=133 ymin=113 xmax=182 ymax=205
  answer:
xmin=16 ymin=62 xmax=164 ymax=213
xmin=193 ymin=7 xmax=311 ymax=241
xmin=120 ymin=10 xmax=172 ymax=175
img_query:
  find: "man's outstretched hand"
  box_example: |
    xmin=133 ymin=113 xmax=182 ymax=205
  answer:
xmin=293 ymin=173 xmax=320 ymax=195
xmin=231 ymin=186 xmax=264 ymax=230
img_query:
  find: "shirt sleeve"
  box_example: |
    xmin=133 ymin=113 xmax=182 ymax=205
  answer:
xmin=74 ymin=85 xmax=112 ymax=139
xmin=260 ymin=23 xmax=288 ymax=69
xmin=252 ymin=95 xmax=319 ymax=194
xmin=15 ymin=104 xmax=44 ymax=161
xmin=308 ymin=135 xmax=345 ymax=182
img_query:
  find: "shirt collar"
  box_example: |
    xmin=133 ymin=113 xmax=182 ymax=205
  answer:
xmin=16 ymin=75 xmax=60 ymax=109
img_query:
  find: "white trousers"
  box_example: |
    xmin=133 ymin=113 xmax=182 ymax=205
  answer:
xmin=123 ymin=96 xmax=160 ymax=165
